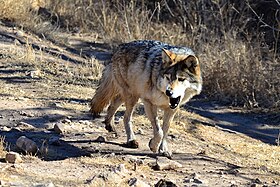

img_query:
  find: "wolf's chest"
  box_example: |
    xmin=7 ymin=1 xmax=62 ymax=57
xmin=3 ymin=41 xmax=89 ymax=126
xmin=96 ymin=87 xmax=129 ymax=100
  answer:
xmin=141 ymin=89 xmax=169 ymax=108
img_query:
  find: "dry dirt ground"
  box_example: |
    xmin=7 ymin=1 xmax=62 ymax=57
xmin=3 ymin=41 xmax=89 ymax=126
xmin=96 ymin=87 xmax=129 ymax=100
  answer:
xmin=0 ymin=23 xmax=280 ymax=187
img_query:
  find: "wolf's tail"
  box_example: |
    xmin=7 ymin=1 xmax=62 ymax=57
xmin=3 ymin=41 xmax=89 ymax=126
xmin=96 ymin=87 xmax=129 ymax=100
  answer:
xmin=90 ymin=64 xmax=119 ymax=116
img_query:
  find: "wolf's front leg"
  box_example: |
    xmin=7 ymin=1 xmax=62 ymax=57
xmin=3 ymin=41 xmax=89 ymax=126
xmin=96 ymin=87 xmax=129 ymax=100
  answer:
xmin=159 ymin=109 xmax=176 ymax=158
xmin=143 ymin=101 xmax=163 ymax=153
xmin=123 ymin=96 xmax=139 ymax=148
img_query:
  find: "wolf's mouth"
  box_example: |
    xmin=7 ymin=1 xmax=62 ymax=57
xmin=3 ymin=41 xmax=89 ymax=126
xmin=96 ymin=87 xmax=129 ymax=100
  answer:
xmin=169 ymin=96 xmax=181 ymax=109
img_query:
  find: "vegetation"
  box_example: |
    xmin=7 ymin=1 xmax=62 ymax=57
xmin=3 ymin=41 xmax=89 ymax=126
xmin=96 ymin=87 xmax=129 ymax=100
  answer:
xmin=0 ymin=0 xmax=279 ymax=109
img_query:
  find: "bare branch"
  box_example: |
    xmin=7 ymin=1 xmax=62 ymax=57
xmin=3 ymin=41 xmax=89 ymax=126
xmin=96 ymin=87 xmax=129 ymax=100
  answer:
xmin=246 ymin=0 xmax=280 ymax=32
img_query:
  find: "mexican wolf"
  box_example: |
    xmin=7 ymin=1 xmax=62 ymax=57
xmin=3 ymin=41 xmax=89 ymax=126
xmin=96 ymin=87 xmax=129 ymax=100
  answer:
xmin=90 ymin=40 xmax=202 ymax=157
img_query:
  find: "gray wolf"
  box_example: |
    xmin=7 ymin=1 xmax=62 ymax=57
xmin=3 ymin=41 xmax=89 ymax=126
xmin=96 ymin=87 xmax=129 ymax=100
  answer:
xmin=90 ymin=40 xmax=202 ymax=157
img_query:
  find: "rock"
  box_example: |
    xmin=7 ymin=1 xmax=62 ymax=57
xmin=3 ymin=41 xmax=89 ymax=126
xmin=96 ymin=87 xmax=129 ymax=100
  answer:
xmin=125 ymin=156 xmax=144 ymax=166
xmin=96 ymin=136 xmax=106 ymax=142
xmin=79 ymin=120 xmax=92 ymax=125
xmin=113 ymin=164 xmax=127 ymax=174
xmin=61 ymin=118 xmax=71 ymax=123
xmin=5 ymin=152 xmax=23 ymax=163
xmin=184 ymin=173 xmax=205 ymax=185
xmin=168 ymin=134 xmax=177 ymax=139
xmin=253 ymin=178 xmax=262 ymax=184
xmin=128 ymin=177 xmax=138 ymax=186
xmin=154 ymin=157 xmax=182 ymax=170
xmin=0 ymin=126 xmax=11 ymax=131
xmin=136 ymin=128 xmax=144 ymax=135
xmin=193 ymin=178 xmax=203 ymax=184
xmin=128 ymin=177 xmax=150 ymax=187
xmin=28 ymin=69 xmax=41 ymax=78
xmin=19 ymin=111 xmax=34 ymax=117
xmin=155 ymin=179 xmax=177 ymax=187
xmin=54 ymin=103 xmax=63 ymax=108
xmin=17 ymin=122 xmax=35 ymax=130
xmin=16 ymin=136 xmax=38 ymax=154
xmin=53 ymin=123 xmax=65 ymax=134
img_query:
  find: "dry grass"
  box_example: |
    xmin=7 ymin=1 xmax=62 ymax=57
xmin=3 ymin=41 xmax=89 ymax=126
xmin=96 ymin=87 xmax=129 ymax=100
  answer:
xmin=0 ymin=136 xmax=6 ymax=158
xmin=0 ymin=0 xmax=279 ymax=110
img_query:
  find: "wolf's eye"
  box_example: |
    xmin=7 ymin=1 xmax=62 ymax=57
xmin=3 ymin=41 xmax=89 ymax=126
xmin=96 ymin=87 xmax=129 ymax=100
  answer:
xmin=178 ymin=77 xmax=185 ymax=82
xmin=191 ymin=61 xmax=197 ymax=68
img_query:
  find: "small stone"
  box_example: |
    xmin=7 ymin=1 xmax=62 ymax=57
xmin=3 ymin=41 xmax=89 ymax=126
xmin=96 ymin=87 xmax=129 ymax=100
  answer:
xmin=16 ymin=30 xmax=25 ymax=37
xmin=61 ymin=118 xmax=71 ymax=123
xmin=19 ymin=111 xmax=34 ymax=117
xmin=140 ymin=174 xmax=146 ymax=179
xmin=14 ymin=39 xmax=21 ymax=45
xmin=155 ymin=179 xmax=177 ymax=187
xmin=227 ymin=169 xmax=239 ymax=175
xmin=16 ymin=136 xmax=38 ymax=154
xmin=53 ymin=123 xmax=65 ymax=134
xmin=154 ymin=157 xmax=182 ymax=170
xmin=126 ymin=156 xmax=144 ymax=165
xmin=114 ymin=164 xmax=127 ymax=174
xmin=128 ymin=177 xmax=149 ymax=187
xmin=79 ymin=120 xmax=91 ymax=125
xmin=190 ymin=185 xmax=198 ymax=187
xmin=259 ymin=165 xmax=268 ymax=171
xmin=96 ymin=136 xmax=106 ymax=142
xmin=1 ymin=126 xmax=11 ymax=131
xmin=28 ymin=69 xmax=41 ymax=78
xmin=5 ymin=152 xmax=23 ymax=163
xmin=128 ymin=177 xmax=137 ymax=186
xmin=168 ymin=134 xmax=177 ymax=139
xmin=17 ymin=122 xmax=34 ymax=129
xmin=54 ymin=103 xmax=63 ymax=108
xmin=184 ymin=173 xmax=203 ymax=184
xmin=254 ymin=178 xmax=262 ymax=184
xmin=136 ymin=128 xmax=144 ymax=135
xmin=193 ymin=178 xmax=203 ymax=184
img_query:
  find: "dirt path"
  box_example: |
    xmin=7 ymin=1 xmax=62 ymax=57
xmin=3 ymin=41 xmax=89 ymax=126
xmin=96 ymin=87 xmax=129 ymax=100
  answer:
xmin=187 ymin=100 xmax=280 ymax=145
xmin=0 ymin=23 xmax=279 ymax=187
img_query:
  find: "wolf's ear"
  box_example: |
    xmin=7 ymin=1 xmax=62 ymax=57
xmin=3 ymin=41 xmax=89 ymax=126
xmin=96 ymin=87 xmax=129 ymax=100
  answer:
xmin=162 ymin=49 xmax=176 ymax=67
xmin=183 ymin=55 xmax=200 ymax=74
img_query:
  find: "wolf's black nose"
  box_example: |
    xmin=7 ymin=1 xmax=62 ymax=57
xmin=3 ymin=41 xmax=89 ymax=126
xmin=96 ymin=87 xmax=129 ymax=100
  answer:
xmin=166 ymin=89 xmax=173 ymax=97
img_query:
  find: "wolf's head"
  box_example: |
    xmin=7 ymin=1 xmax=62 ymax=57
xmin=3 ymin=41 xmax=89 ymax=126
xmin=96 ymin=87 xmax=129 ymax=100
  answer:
xmin=159 ymin=48 xmax=202 ymax=109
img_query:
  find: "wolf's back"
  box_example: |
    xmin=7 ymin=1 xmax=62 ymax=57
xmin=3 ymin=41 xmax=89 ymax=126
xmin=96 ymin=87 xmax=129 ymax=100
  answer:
xmin=90 ymin=64 xmax=119 ymax=116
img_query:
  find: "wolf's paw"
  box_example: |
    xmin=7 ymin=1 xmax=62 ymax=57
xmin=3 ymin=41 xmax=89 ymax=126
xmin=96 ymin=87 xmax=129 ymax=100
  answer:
xmin=149 ymin=138 xmax=160 ymax=153
xmin=159 ymin=150 xmax=172 ymax=159
xmin=159 ymin=141 xmax=172 ymax=158
xmin=126 ymin=140 xmax=139 ymax=149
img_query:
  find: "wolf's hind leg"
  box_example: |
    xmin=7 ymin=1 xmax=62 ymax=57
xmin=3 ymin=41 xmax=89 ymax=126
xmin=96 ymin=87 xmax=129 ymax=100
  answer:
xmin=104 ymin=95 xmax=123 ymax=133
xmin=159 ymin=109 xmax=176 ymax=158
xmin=123 ymin=96 xmax=139 ymax=148
xmin=143 ymin=101 xmax=163 ymax=153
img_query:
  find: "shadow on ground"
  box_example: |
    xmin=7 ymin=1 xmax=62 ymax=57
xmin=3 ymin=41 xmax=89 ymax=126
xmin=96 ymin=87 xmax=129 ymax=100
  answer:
xmin=186 ymin=98 xmax=280 ymax=145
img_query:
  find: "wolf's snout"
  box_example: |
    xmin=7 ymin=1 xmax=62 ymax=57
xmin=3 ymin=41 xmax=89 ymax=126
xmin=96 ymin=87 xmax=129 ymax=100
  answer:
xmin=165 ymin=89 xmax=173 ymax=97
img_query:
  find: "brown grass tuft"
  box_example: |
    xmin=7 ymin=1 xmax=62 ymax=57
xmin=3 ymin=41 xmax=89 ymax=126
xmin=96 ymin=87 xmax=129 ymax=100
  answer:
xmin=0 ymin=136 xmax=6 ymax=158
